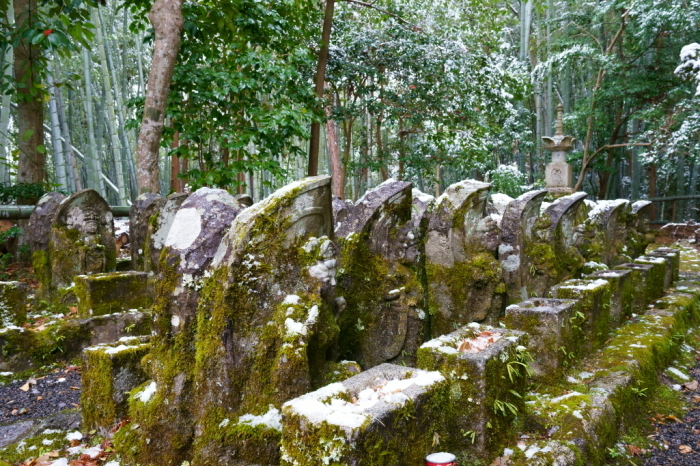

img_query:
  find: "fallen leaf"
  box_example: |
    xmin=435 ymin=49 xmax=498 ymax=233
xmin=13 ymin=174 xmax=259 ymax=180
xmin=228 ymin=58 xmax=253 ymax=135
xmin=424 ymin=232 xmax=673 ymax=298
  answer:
xmin=667 ymin=414 xmax=684 ymax=423
xmin=692 ymin=395 xmax=700 ymax=403
xmin=489 ymin=456 xmax=511 ymax=466
xmin=36 ymin=396 xmax=43 ymax=401
xmin=684 ymin=380 xmax=699 ymax=390
xmin=432 ymin=431 xmax=441 ymax=447
xmin=680 ymin=445 xmax=693 ymax=454
xmin=70 ymin=386 xmax=80 ymax=390
xmin=628 ymin=445 xmax=642 ymax=456
xmin=71 ymin=403 xmax=79 ymax=407
xmin=19 ymin=382 xmax=30 ymax=391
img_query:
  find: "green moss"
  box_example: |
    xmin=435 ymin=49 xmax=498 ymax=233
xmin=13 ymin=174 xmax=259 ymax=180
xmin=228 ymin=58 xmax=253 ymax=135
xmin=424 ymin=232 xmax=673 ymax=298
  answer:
xmin=427 ymin=252 xmax=502 ymax=336
xmin=416 ymin=330 xmax=529 ymax=459
xmin=32 ymin=249 xmax=52 ymax=298
xmin=280 ymin=376 xmax=451 ymax=466
xmin=81 ymin=342 xmax=151 ymax=431
xmin=0 ymin=427 xmax=69 ymax=464
xmin=74 ymin=272 xmax=153 ymax=317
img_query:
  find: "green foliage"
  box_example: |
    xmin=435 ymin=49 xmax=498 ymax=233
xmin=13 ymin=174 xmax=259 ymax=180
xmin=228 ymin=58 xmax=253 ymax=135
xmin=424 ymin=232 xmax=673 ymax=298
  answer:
xmin=139 ymin=0 xmax=322 ymax=191
xmin=486 ymin=164 xmax=528 ymax=197
xmin=0 ymin=182 xmax=46 ymax=203
xmin=0 ymin=0 xmax=96 ymax=98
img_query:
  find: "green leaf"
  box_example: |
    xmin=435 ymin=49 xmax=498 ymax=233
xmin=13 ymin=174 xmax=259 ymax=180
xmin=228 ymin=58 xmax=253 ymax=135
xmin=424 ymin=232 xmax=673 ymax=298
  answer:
xmin=21 ymin=130 xmax=35 ymax=141
xmin=36 ymin=145 xmax=46 ymax=154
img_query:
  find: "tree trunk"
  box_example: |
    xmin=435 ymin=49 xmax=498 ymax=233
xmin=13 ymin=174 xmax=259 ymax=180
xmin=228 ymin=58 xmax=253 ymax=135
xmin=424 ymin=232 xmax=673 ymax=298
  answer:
xmin=0 ymin=2 xmax=13 ymax=185
xmin=326 ymin=114 xmax=342 ymax=198
xmin=135 ymin=0 xmax=184 ymax=194
xmin=82 ymin=48 xmax=102 ymax=194
xmin=47 ymin=71 xmax=68 ymax=190
xmin=14 ymin=0 xmax=46 ymax=190
xmin=170 ymin=130 xmax=180 ymax=192
xmin=307 ymin=0 xmax=335 ymax=177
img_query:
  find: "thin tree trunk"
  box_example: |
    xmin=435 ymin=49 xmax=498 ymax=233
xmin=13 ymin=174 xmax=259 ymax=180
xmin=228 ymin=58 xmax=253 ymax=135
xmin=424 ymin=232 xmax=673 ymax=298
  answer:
xmin=14 ymin=0 xmax=46 ymax=190
xmin=0 ymin=2 xmax=13 ymax=184
xmin=326 ymin=112 xmax=342 ymax=198
xmin=55 ymin=75 xmax=82 ymax=190
xmin=135 ymin=0 xmax=184 ymax=194
xmin=82 ymin=48 xmax=102 ymax=194
xmin=170 ymin=129 xmax=180 ymax=192
xmin=47 ymin=71 xmax=68 ymax=190
xmin=307 ymin=0 xmax=335 ymax=177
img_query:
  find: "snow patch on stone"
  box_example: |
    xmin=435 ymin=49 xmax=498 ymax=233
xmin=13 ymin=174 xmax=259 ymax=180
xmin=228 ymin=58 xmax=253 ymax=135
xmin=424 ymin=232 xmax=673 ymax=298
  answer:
xmin=165 ymin=208 xmax=201 ymax=250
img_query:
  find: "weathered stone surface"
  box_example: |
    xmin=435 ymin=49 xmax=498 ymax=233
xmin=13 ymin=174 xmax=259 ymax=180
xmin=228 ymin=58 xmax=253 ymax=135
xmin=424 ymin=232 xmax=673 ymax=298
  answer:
xmin=527 ymin=192 xmax=588 ymax=297
xmin=113 ymin=188 xmax=242 ymax=465
xmin=49 ymin=189 xmax=116 ymax=290
xmin=234 ymin=193 xmax=254 ymax=208
xmin=417 ymin=324 xmax=528 ymax=458
xmin=499 ymin=189 xmax=548 ymax=304
xmin=115 ymin=177 xmax=335 ymax=466
xmin=504 ymin=298 xmax=578 ymax=379
xmin=81 ymin=338 xmax=150 ymax=433
xmin=0 ymin=310 xmax=151 ymax=372
xmin=615 ymin=263 xmax=653 ymax=311
xmin=130 ymin=193 xmax=165 ymax=272
xmin=627 ymin=200 xmax=654 ymax=256
xmin=335 ymin=180 xmax=425 ymax=368
xmin=29 ymin=192 xmax=66 ymax=298
xmin=549 ymin=278 xmax=612 ymax=351
xmin=0 ymin=281 xmax=27 ymax=327
xmin=145 ymin=192 xmax=188 ymax=273
xmin=634 ymin=255 xmax=668 ymax=299
xmin=585 ymin=199 xmax=631 ymax=265
xmin=647 ymin=247 xmax=680 ymax=285
xmin=425 ymin=180 xmax=504 ymax=334
xmin=74 ymin=271 xmax=153 ymax=317
xmin=281 ymin=363 xmax=449 ymax=465
xmin=584 ymin=269 xmax=634 ymax=326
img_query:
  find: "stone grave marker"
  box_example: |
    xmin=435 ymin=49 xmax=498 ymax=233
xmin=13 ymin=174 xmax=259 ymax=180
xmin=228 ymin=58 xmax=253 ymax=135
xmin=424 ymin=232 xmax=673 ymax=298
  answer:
xmin=425 ymin=180 xmax=504 ymax=335
xmin=28 ymin=192 xmax=66 ymax=298
xmin=129 ymin=193 xmax=165 ymax=272
xmin=499 ymin=189 xmax=548 ymax=304
xmin=49 ymin=189 xmax=115 ymax=290
xmin=335 ymin=180 xmax=425 ymax=368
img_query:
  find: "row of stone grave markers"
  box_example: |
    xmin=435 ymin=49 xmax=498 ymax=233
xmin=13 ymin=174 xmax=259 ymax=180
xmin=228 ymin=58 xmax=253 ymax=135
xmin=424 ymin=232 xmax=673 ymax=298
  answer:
xmin=5 ymin=177 xmax=657 ymax=464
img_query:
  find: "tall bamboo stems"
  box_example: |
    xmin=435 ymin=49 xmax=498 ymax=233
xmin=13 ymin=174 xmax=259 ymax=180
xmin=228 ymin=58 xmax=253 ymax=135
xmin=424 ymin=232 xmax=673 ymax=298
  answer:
xmin=93 ymin=7 xmax=128 ymax=204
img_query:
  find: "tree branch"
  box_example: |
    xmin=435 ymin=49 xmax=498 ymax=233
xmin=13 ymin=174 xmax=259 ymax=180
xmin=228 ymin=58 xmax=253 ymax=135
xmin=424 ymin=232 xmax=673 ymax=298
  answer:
xmin=340 ymin=0 xmax=413 ymax=26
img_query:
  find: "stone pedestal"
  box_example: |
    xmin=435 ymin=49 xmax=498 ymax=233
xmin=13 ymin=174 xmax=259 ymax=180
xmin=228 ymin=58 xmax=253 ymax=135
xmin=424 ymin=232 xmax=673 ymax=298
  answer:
xmin=634 ymin=256 xmax=668 ymax=299
xmin=584 ymin=269 xmax=634 ymax=325
xmin=281 ymin=364 xmax=448 ymax=465
xmin=615 ymin=263 xmax=654 ymax=311
xmin=545 ymin=162 xmax=573 ymax=192
xmin=417 ymin=324 xmax=528 ymax=458
xmin=549 ymin=278 xmax=612 ymax=351
xmin=504 ymin=298 xmax=578 ymax=380
xmin=74 ymin=271 xmax=153 ymax=317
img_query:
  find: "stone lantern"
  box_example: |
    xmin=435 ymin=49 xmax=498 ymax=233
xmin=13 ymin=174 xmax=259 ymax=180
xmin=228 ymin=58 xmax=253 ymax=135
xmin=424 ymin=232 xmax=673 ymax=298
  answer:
xmin=542 ymin=103 xmax=576 ymax=195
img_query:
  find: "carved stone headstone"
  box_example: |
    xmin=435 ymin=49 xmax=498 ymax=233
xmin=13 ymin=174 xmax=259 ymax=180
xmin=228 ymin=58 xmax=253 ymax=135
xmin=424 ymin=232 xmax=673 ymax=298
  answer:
xmin=116 ymin=177 xmax=338 ymax=466
xmin=129 ymin=193 xmax=165 ymax=272
xmin=425 ymin=180 xmax=504 ymax=336
xmin=335 ymin=180 xmax=424 ymax=368
xmin=144 ymin=192 xmax=188 ymax=273
xmin=114 ymin=187 xmax=241 ymax=465
xmin=528 ymin=192 xmax=588 ymax=297
xmin=28 ymin=192 xmax=66 ymax=298
xmin=49 ymin=189 xmax=115 ymax=290
xmin=585 ymin=199 xmax=631 ymax=265
xmin=499 ymin=189 xmax=548 ymax=304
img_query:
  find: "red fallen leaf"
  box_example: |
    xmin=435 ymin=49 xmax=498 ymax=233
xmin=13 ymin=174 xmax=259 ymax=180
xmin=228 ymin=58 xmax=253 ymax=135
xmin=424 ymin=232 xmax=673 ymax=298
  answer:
xmin=628 ymin=445 xmax=642 ymax=456
xmin=110 ymin=418 xmax=131 ymax=434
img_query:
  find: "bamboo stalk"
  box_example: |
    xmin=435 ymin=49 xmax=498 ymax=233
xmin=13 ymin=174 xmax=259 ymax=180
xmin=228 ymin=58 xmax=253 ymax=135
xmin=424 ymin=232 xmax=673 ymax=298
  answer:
xmin=93 ymin=7 xmax=128 ymax=204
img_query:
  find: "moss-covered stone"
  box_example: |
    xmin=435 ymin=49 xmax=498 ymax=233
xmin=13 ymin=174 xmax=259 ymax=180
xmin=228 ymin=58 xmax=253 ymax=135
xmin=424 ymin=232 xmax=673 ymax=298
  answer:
xmin=81 ymin=339 xmax=151 ymax=433
xmin=584 ymin=269 xmax=634 ymax=325
xmin=647 ymin=247 xmax=680 ymax=288
xmin=634 ymin=256 xmax=667 ymax=299
xmin=615 ymin=263 xmax=652 ymax=312
xmin=416 ymin=324 xmax=529 ymax=459
xmin=280 ymin=364 xmax=450 ymax=466
xmin=504 ymin=298 xmax=578 ymax=381
xmin=549 ymin=278 xmax=612 ymax=352
xmin=0 ymin=281 xmax=28 ymax=327
xmin=74 ymin=271 xmax=153 ymax=317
